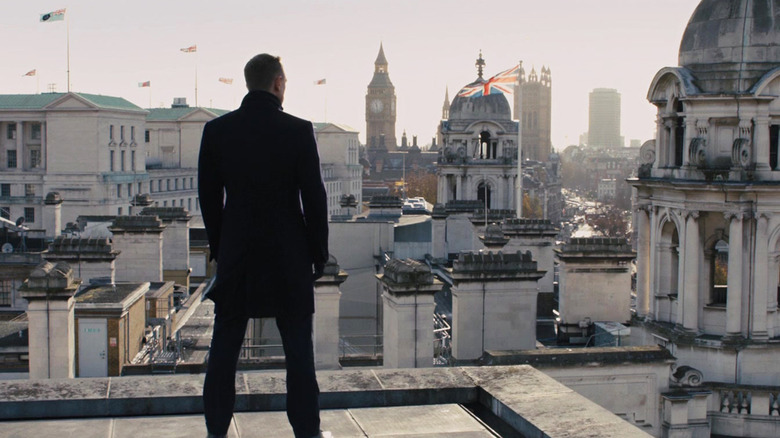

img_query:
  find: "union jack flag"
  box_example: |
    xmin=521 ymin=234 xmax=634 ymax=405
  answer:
xmin=457 ymin=64 xmax=520 ymax=98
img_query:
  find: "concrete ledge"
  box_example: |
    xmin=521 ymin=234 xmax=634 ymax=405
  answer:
xmin=0 ymin=365 xmax=652 ymax=437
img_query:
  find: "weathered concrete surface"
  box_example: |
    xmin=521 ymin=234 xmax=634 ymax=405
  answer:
xmin=0 ymin=365 xmax=652 ymax=437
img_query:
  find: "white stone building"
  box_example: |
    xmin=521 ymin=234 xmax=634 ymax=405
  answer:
xmin=313 ymin=123 xmax=362 ymax=218
xmin=629 ymin=1 xmax=780 ymax=435
xmin=0 ymin=93 xmax=149 ymax=231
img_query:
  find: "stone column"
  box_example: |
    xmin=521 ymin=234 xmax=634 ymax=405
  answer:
xmin=16 ymin=121 xmax=24 ymax=151
xmin=682 ymin=118 xmax=696 ymax=168
xmin=313 ymin=257 xmax=347 ymax=370
xmin=496 ymin=175 xmax=504 ymax=210
xmin=42 ymin=192 xmax=63 ymax=238
xmin=455 ymin=175 xmax=463 ymax=201
xmin=725 ymin=211 xmax=744 ymax=338
xmin=681 ymin=210 xmax=700 ymax=333
xmin=20 ymin=262 xmax=81 ymax=379
xmin=754 ymin=115 xmax=771 ymax=171
xmin=437 ymin=175 xmax=446 ymax=204
xmin=451 ymin=251 xmax=545 ymax=361
xmin=109 ymin=216 xmax=165 ymax=282
xmin=751 ymin=214 xmax=769 ymax=340
xmin=649 ymin=207 xmax=659 ymax=320
xmin=636 ymin=205 xmax=652 ymax=319
xmin=378 ymin=259 xmax=440 ymax=368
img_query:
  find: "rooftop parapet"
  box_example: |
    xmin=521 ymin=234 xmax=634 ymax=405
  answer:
xmin=368 ymin=196 xmax=403 ymax=209
xmin=469 ymin=209 xmax=515 ymax=224
xmin=444 ymin=200 xmax=483 ymax=214
xmin=139 ymin=207 xmax=192 ymax=222
xmin=19 ymin=261 xmax=81 ymax=298
xmin=555 ymin=237 xmax=635 ymax=260
xmin=452 ymin=250 xmax=544 ymax=281
xmin=46 ymin=237 xmax=117 ymax=256
xmin=382 ymin=258 xmax=434 ymax=286
xmin=479 ymin=223 xmax=509 ymax=249
xmin=502 ymin=218 xmax=559 ymax=236
xmin=109 ymin=216 xmax=165 ymax=233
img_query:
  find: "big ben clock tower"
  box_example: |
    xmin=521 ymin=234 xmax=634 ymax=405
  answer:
xmin=366 ymin=43 xmax=397 ymax=150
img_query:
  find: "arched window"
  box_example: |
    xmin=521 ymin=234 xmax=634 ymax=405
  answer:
xmin=477 ymin=181 xmax=491 ymax=209
xmin=673 ymin=100 xmax=684 ymax=167
xmin=479 ymin=131 xmax=491 ymax=159
xmin=711 ymin=239 xmax=728 ymax=305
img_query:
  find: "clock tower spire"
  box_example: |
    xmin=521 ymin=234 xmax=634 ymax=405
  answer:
xmin=366 ymin=43 xmax=397 ymax=150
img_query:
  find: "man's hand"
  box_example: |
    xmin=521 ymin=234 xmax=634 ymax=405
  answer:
xmin=313 ymin=263 xmax=325 ymax=280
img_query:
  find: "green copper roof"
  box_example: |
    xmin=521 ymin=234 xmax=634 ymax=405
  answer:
xmin=0 ymin=92 xmax=145 ymax=112
xmin=146 ymin=107 xmax=230 ymax=121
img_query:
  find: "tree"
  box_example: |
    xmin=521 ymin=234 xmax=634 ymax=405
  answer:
xmin=404 ymin=169 xmax=438 ymax=203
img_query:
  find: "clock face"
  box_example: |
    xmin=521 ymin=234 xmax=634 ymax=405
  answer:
xmin=370 ymin=99 xmax=384 ymax=113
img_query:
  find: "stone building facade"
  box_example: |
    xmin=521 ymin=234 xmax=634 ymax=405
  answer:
xmin=514 ymin=64 xmax=552 ymax=162
xmin=365 ymin=43 xmax=397 ymax=150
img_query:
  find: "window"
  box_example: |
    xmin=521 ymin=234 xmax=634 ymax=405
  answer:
xmin=110 ymin=150 xmax=115 ymax=171
xmin=166 ymin=179 xmax=171 ymax=191
xmin=7 ymin=150 xmax=16 ymax=168
xmin=712 ymin=239 xmax=728 ymax=305
xmin=163 ymin=200 xmax=167 ymax=207
xmin=1 ymin=184 xmax=10 ymax=197
xmin=0 ymin=280 xmax=12 ymax=307
xmin=30 ymin=123 xmax=41 ymax=140
xmin=190 ymin=177 xmax=194 ymax=189
xmin=118 ymin=207 xmax=123 ymax=215
xmin=188 ymin=198 xmax=192 ymax=211
xmin=771 ymin=125 xmax=779 ymax=170
xmin=0 ymin=207 xmax=9 ymax=219
xmin=131 ymin=151 xmax=136 ymax=171
xmin=157 ymin=180 xmax=162 ymax=192
xmin=24 ymin=184 xmax=34 ymax=197
xmin=30 ymin=149 xmax=41 ymax=168
xmin=126 ymin=183 xmax=132 ymax=197
xmin=130 ymin=126 xmax=135 ymax=141
xmin=110 ymin=125 xmax=114 ymax=140
xmin=144 ymin=130 xmax=150 ymax=143
xmin=24 ymin=207 xmax=34 ymax=223
xmin=196 ymin=198 xmax=199 ymax=211
xmin=117 ymin=184 xmax=122 ymax=198
xmin=175 ymin=178 xmax=180 ymax=190
xmin=6 ymin=123 xmax=16 ymax=140
xmin=137 ymin=182 xmax=142 ymax=194
xmin=121 ymin=150 xmax=125 ymax=171
xmin=120 ymin=126 xmax=125 ymax=141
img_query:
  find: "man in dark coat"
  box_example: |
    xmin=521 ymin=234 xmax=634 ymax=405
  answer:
xmin=198 ymin=53 xmax=329 ymax=438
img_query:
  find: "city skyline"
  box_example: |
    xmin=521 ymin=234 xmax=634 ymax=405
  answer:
xmin=3 ymin=0 xmax=701 ymax=148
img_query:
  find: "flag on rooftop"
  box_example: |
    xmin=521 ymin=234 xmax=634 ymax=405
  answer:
xmin=457 ymin=64 xmax=520 ymax=98
xmin=40 ymin=9 xmax=66 ymax=22
xmin=23 ymin=69 xmax=36 ymax=77
xmin=180 ymin=45 xmax=197 ymax=53
xmin=218 ymin=77 xmax=233 ymax=85
xmin=138 ymin=81 xmax=150 ymax=88
xmin=314 ymin=78 xmax=326 ymax=85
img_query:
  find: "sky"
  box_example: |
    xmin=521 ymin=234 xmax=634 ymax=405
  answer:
xmin=2 ymin=0 xmax=702 ymax=148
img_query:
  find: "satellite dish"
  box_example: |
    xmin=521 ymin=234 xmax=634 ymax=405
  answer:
xmin=1 ymin=243 xmax=13 ymax=253
xmin=15 ymin=216 xmax=25 ymax=227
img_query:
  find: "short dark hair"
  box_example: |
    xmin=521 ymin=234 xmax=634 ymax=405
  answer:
xmin=244 ymin=54 xmax=283 ymax=91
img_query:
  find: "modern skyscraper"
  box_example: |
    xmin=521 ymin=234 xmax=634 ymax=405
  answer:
xmin=588 ymin=88 xmax=622 ymax=149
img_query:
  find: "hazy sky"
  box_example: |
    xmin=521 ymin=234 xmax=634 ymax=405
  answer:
xmin=3 ymin=0 xmax=702 ymax=148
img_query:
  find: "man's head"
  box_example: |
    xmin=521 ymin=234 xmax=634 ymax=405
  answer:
xmin=244 ymin=54 xmax=286 ymax=103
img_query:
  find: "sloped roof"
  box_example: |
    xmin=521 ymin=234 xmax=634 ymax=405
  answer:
xmin=313 ymin=122 xmax=358 ymax=133
xmin=145 ymin=107 xmax=229 ymax=121
xmin=0 ymin=92 xmax=145 ymax=112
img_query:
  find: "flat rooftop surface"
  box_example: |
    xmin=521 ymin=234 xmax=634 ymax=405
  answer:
xmin=1 ymin=404 xmax=499 ymax=438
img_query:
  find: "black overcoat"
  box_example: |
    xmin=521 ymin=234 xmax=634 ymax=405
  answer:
xmin=197 ymin=91 xmax=329 ymax=317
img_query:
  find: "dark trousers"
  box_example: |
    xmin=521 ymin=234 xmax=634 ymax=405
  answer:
xmin=203 ymin=311 xmax=320 ymax=437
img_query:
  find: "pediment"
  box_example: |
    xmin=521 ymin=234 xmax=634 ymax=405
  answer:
xmin=180 ymin=108 xmax=219 ymax=122
xmin=44 ymin=93 xmax=98 ymax=110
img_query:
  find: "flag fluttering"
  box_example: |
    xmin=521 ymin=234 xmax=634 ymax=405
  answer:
xmin=40 ymin=9 xmax=66 ymax=22
xmin=457 ymin=64 xmax=520 ymax=98
xmin=138 ymin=81 xmax=151 ymax=88
xmin=314 ymin=78 xmax=326 ymax=85
xmin=180 ymin=45 xmax=197 ymax=53
xmin=23 ymin=69 xmax=36 ymax=77
xmin=218 ymin=77 xmax=233 ymax=85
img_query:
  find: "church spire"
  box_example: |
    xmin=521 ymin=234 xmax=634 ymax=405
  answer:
xmin=442 ymin=86 xmax=451 ymax=119
xmin=375 ymin=43 xmax=388 ymax=71
xmin=475 ymin=50 xmax=485 ymax=80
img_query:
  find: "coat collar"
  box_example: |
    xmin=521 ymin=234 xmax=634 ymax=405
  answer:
xmin=240 ymin=90 xmax=283 ymax=111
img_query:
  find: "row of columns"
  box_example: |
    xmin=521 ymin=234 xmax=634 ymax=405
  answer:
xmin=635 ymin=204 xmax=773 ymax=341
xmin=437 ymin=172 xmax=516 ymax=209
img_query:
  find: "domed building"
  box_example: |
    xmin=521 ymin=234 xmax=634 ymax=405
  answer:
xmin=632 ymin=1 xmax=780 ymax=434
xmin=436 ymin=53 xmax=521 ymax=211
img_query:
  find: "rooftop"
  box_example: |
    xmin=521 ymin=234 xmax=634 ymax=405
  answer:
xmin=0 ymin=365 xmax=652 ymax=437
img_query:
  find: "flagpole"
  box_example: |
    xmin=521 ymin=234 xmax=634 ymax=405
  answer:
xmin=195 ymin=49 xmax=199 ymax=107
xmin=66 ymin=11 xmax=70 ymax=92
xmin=324 ymin=83 xmax=328 ymax=122
xmin=516 ymin=62 xmax=523 ymax=218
